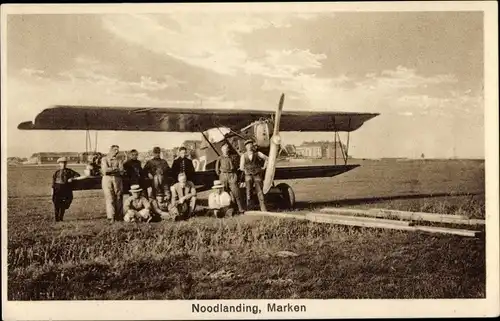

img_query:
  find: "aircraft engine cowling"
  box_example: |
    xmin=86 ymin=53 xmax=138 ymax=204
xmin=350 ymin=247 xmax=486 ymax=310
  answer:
xmin=253 ymin=121 xmax=272 ymax=148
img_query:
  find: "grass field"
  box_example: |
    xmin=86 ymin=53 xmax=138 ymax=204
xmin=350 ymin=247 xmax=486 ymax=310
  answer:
xmin=7 ymin=159 xmax=486 ymax=300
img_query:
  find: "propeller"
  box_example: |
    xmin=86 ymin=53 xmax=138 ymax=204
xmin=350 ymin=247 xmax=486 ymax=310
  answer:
xmin=263 ymin=93 xmax=285 ymax=194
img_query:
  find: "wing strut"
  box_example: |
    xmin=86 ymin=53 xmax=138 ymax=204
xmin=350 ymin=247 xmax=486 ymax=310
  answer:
xmin=200 ymin=130 xmax=220 ymax=157
xmin=336 ymin=132 xmax=347 ymax=165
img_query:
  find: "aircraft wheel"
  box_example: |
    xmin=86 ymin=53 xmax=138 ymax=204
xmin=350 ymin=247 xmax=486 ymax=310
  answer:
xmin=276 ymin=183 xmax=295 ymax=209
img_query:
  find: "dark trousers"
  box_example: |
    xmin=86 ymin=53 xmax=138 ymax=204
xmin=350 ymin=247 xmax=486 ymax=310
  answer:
xmin=209 ymin=206 xmax=234 ymax=218
xmin=148 ymin=175 xmax=172 ymax=199
xmin=219 ymin=172 xmax=244 ymax=212
xmin=244 ymin=174 xmax=267 ymax=212
xmin=52 ymin=184 xmax=73 ymax=221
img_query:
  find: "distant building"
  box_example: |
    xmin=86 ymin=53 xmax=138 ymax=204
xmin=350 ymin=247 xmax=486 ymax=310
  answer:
xmin=295 ymin=144 xmax=323 ymax=158
xmin=295 ymin=141 xmax=348 ymax=159
xmin=29 ymin=152 xmax=81 ymax=165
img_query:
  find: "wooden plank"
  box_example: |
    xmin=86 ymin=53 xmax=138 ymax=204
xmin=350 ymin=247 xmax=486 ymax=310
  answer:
xmin=306 ymin=213 xmax=418 ymax=230
xmin=244 ymin=211 xmax=307 ymax=220
xmin=412 ymin=225 xmax=480 ymax=237
xmin=320 ymin=207 xmax=466 ymax=220
xmin=306 ymin=212 xmax=480 ymax=237
xmin=244 ymin=210 xmax=480 ymax=237
xmin=320 ymin=207 xmax=485 ymax=226
xmin=307 ymin=212 xmax=412 ymax=226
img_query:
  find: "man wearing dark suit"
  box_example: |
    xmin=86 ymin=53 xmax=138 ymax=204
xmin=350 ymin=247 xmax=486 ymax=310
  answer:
xmin=52 ymin=157 xmax=81 ymax=222
xmin=123 ymin=149 xmax=145 ymax=195
xmin=171 ymin=146 xmax=195 ymax=183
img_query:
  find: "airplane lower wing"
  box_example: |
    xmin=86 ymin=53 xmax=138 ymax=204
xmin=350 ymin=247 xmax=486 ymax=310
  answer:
xmin=71 ymin=164 xmax=359 ymax=192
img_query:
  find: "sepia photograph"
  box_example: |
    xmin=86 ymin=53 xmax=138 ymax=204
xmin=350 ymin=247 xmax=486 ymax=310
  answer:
xmin=1 ymin=2 xmax=498 ymax=320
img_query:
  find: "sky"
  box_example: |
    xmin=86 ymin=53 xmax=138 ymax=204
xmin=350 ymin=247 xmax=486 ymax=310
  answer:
xmin=5 ymin=11 xmax=484 ymax=159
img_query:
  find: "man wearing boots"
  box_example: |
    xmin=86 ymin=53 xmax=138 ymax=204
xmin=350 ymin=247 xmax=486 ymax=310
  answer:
xmin=215 ymin=142 xmax=244 ymax=214
xmin=101 ymin=144 xmax=125 ymax=222
xmin=239 ymin=139 xmax=268 ymax=212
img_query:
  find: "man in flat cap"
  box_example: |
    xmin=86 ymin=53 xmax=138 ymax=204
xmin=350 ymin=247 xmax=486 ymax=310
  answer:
xmin=101 ymin=144 xmax=125 ymax=222
xmin=239 ymin=139 xmax=268 ymax=212
xmin=143 ymin=146 xmax=172 ymax=199
xmin=215 ymin=141 xmax=244 ymax=214
xmin=51 ymin=157 xmax=80 ymax=222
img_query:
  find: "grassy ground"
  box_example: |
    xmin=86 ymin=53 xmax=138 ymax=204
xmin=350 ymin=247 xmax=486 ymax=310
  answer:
xmin=7 ymin=159 xmax=486 ymax=299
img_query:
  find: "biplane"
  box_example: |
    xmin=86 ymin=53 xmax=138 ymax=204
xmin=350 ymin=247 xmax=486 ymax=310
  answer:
xmin=18 ymin=94 xmax=379 ymax=209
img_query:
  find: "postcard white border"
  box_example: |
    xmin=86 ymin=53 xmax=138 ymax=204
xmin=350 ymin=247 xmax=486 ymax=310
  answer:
xmin=1 ymin=1 xmax=498 ymax=320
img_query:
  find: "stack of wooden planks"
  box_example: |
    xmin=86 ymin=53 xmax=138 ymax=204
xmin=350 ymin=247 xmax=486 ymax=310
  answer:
xmin=245 ymin=208 xmax=485 ymax=238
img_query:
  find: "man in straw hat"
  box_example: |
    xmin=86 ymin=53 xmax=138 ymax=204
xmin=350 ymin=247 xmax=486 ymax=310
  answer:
xmin=101 ymin=144 xmax=125 ymax=221
xmin=170 ymin=172 xmax=197 ymax=219
xmin=51 ymin=157 xmax=81 ymax=222
xmin=239 ymin=139 xmax=268 ymax=211
xmin=123 ymin=184 xmax=152 ymax=222
xmin=215 ymin=141 xmax=244 ymax=214
xmin=208 ymin=180 xmax=234 ymax=218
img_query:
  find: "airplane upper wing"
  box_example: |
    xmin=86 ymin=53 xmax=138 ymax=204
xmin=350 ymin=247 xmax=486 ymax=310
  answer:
xmin=17 ymin=105 xmax=379 ymax=133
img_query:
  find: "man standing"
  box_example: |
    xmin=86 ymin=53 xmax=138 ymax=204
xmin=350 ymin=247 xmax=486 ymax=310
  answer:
xmin=170 ymin=173 xmax=197 ymax=219
xmin=123 ymin=185 xmax=152 ymax=222
xmin=143 ymin=146 xmax=171 ymax=198
xmin=208 ymin=180 xmax=234 ymax=218
xmin=101 ymin=144 xmax=125 ymax=222
xmin=239 ymin=139 xmax=268 ymax=212
xmin=215 ymin=142 xmax=244 ymax=214
xmin=123 ymin=149 xmax=144 ymax=195
xmin=51 ymin=157 xmax=80 ymax=222
xmin=171 ymin=146 xmax=195 ymax=183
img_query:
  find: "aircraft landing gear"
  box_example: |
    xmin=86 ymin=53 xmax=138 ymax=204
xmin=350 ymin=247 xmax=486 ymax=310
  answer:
xmin=276 ymin=183 xmax=295 ymax=209
xmin=263 ymin=182 xmax=296 ymax=210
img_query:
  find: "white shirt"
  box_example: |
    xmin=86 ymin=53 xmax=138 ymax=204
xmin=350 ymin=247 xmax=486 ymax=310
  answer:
xmin=208 ymin=191 xmax=232 ymax=209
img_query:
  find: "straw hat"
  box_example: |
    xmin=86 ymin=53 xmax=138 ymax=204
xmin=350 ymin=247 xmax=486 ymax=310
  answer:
xmin=57 ymin=157 xmax=67 ymax=163
xmin=129 ymin=184 xmax=143 ymax=193
xmin=212 ymin=180 xmax=224 ymax=189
